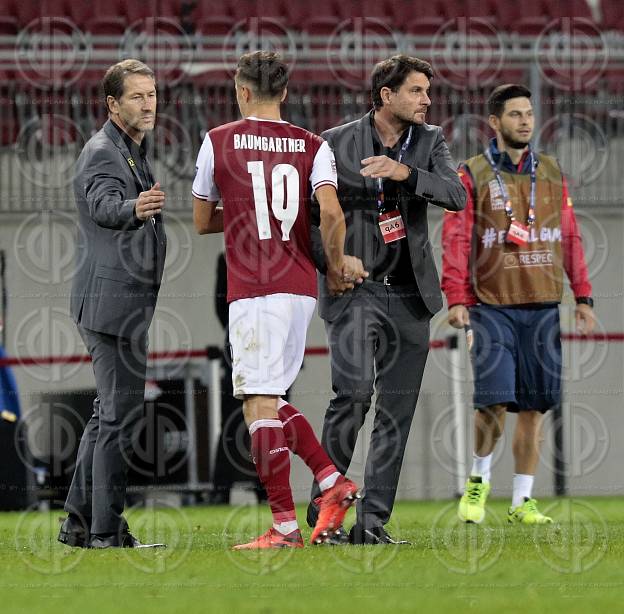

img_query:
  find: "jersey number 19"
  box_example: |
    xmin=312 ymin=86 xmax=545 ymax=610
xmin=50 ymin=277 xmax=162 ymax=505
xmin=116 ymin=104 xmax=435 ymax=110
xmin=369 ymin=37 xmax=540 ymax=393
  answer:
xmin=247 ymin=161 xmax=300 ymax=241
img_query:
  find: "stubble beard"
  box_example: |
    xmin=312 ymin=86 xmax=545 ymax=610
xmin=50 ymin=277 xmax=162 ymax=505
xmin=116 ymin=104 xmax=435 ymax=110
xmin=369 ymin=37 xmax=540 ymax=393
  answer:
xmin=500 ymin=127 xmax=530 ymax=151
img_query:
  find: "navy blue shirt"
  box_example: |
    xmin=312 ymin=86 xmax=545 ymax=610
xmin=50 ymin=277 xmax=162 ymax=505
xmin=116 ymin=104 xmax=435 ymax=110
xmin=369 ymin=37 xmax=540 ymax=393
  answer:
xmin=487 ymin=137 xmax=535 ymax=175
xmin=370 ymin=118 xmax=416 ymax=284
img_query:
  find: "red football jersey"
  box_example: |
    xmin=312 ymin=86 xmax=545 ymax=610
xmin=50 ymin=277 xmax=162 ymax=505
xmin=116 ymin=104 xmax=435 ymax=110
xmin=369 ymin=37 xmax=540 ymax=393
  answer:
xmin=193 ymin=117 xmax=337 ymax=302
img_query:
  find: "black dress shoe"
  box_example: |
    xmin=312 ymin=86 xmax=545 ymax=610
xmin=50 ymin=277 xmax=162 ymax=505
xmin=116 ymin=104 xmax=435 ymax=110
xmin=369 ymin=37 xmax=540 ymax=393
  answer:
xmin=324 ymin=526 xmax=350 ymax=546
xmin=349 ymin=524 xmax=411 ymax=545
xmin=58 ymin=514 xmax=90 ymax=548
xmin=306 ymin=500 xmax=319 ymax=529
xmin=89 ymin=532 xmax=166 ymax=549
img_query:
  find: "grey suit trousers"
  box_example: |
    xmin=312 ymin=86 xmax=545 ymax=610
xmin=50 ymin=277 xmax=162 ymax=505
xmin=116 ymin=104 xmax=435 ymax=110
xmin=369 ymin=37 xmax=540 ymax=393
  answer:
xmin=65 ymin=325 xmax=147 ymax=534
xmin=312 ymin=280 xmax=430 ymax=529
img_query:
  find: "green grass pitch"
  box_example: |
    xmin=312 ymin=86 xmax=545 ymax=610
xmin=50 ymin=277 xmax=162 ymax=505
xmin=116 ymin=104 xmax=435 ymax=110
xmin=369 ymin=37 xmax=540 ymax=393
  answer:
xmin=1 ymin=497 xmax=622 ymax=613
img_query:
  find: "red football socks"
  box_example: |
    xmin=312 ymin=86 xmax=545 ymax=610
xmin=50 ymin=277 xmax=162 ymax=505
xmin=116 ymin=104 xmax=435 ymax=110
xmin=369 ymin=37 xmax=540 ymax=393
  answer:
xmin=277 ymin=400 xmax=339 ymax=487
xmin=249 ymin=419 xmax=296 ymax=526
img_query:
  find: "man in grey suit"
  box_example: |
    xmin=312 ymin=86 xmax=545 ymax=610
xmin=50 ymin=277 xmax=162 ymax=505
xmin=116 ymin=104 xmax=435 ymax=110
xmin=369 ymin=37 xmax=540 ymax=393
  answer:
xmin=308 ymin=55 xmax=466 ymax=544
xmin=58 ymin=59 xmax=167 ymax=549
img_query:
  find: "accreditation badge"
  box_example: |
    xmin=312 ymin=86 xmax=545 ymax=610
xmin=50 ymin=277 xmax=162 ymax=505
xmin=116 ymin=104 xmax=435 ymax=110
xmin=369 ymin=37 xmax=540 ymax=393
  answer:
xmin=506 ymin=220 xmax=530 ymax=246
xmin=488 ymin=179 xmax=505 ymax=210
xmin=378 ymin=210 xmax=406 ymax=244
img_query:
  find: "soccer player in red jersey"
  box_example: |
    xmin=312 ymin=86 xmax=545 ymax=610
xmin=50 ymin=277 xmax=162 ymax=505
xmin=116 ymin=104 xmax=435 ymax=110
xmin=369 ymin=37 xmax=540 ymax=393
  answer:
xmin=192 ymin=51 xmax=367 ymax=549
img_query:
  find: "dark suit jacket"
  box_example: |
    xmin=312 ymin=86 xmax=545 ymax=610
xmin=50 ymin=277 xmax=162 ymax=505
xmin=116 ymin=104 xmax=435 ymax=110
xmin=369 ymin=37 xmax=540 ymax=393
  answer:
xmin=70 ymin=120 xmax=167 ymax=339
xmin=312 ymin=110 xmax=466 ymax=321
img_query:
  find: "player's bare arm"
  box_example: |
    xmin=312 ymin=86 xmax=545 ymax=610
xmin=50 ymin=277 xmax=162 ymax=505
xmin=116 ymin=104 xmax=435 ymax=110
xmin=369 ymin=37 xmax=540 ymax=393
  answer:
xmin=316 ymin=184 xmax=362 ymax=295
xmin=193 ymin=197 xmax=224 ymax=234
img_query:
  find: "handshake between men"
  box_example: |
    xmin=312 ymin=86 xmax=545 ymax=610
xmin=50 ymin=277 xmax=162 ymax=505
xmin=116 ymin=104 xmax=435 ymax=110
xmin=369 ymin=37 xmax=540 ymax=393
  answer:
xmin=327 ymin=255 xmax=369 ymax=297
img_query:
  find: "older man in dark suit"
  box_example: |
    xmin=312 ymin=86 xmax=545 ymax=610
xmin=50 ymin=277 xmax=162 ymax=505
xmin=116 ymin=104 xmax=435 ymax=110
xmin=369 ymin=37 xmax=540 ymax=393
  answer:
xmin=58 ymin=59 xmax=166 ymax=549
xmin=308 ymin=55 xmax=466 ymax=544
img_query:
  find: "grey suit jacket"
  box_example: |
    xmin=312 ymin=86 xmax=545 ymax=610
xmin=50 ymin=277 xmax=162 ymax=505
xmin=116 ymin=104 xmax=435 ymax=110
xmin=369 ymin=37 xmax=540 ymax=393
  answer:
xmin=312 ymin=110 xmax=466 ymax=321
xmin=70 ymin=120 xmax=167 ymax=339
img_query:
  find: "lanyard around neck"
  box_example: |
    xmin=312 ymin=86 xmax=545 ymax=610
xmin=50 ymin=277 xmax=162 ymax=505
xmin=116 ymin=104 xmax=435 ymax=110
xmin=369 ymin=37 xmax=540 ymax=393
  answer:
xmin=484 ymin=147 xmax=537 ymax=225
xmin=375 ymin=125 xmax=414 ymax=213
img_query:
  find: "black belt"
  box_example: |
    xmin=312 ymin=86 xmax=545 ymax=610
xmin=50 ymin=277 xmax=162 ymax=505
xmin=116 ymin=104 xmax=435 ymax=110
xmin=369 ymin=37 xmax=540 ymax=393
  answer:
xmin=373 ymin=274 xmax=416 ymax=286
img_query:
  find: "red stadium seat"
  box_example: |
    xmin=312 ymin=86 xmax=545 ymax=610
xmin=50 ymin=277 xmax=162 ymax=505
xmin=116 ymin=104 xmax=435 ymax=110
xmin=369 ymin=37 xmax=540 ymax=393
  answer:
xmin=404 ymin=16 xmax=448 ymax=36
xmin=194 ymin=14 xmax=237 ymax=82
xmin=82 ymin=16 xmax=124 ymax=82
xmin=0 ymin=15 xmax=17 ymax=81
xmin=601 ymin=0 xmax=624 ymax=30
xmin=90 ymin=0 xmax=127 ymax=20
xmin=464 ymin=0 xmax=515 ymax=28
xmin=495 ymin=68 xmax=530 ymax=85
xmin=196 ymin=16 xmax=235 ymax=56
xmin=602 ymin=69 xmax=624 ymax=93
xmin=279 ymin=0 xmax=308 ymax=28
xmin=136 ymin=3 xmax=188 ymax=28
xmin=154 ymin=0 xmax=184 ymax=20
xmin=298 ymin=0 xmax=342 ymax=25
xmin=0 ymin=16 xmax=18 ymax=35
xmin=310 ymin=0 xmax=351 ymax=22
xmin=196 ymin=15 xmax=237 ymax=36
xmin=40 ymin=0 xmax=66 ymax=17
xmin=561 ymin=0 xmax=594 ymax=19
xmin=302 ymin=15 xmax=343 ymax=36
xmin=88 ymin=0 xmax=165 ymax=27
xmin=0 ymin=96 xmax=19 ymax=146
xmin=5 ymin=0 xmax=40 ymax=28
xmin=513 ymin=17 xmax=551 ymax=36
xmin=511 ymin=0 xmax=596 ymax=34
xmin=229 ymin=0 xmax=258 ymax=22
xmin=195 ymin=0 xmax=237 ymax=21
xmin=395 ymin=0 xmax=467 ymax=25
xmin=227 ymin=0 xmax=306 ymax=28
xmin=350 ymin=0 xmax=395 ymax=29
xmin=13 ymin=16 xmax=87 ymax=87
xmin=235 ymin=15 xmax=289 ymax=31
xmin=85 ymin=16 xmax=128 ymax=36
xmin=539 ymin=66 xmax=604 ymax=93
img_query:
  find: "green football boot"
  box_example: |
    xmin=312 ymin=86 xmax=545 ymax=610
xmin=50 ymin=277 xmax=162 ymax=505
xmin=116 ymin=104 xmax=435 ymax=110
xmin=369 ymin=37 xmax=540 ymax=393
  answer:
xmin=458 ymin=476 xmax=491 ymax=524
xmin=507 ymin=497 xmax=553 ymax=524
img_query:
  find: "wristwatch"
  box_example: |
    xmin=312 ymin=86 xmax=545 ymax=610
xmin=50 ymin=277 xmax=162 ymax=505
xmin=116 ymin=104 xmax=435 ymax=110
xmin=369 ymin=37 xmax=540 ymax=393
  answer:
xmin=404 ymin=164 xmax=418 ymax=189
xmin=576 ymin=297 xmax=594 ymax=308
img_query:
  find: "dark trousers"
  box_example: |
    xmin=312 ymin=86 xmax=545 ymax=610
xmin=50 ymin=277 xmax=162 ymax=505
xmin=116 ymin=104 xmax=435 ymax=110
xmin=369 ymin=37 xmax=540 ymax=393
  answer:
xmin=311 ymin=281 xmax=430 ymax=529
xmin=65 ymin=325 xmax=147 ymax=534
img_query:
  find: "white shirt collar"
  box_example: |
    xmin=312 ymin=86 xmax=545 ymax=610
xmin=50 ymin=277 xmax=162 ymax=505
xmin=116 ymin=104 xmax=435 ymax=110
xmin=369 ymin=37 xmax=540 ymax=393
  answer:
xmin=246 ymin=116 xmax=288 ymax=124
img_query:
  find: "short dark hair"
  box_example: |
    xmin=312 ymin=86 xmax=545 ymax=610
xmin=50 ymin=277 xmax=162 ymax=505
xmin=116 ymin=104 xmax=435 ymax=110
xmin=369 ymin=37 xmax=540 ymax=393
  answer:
xmin=102 ymin=59 xmax=155 ymax=106
xmin=487 ymin=84 xmax=532 ymax=117
xmin=371 ymin=55 xmax=433 ymax=109
xmin=235 ymin=51 xmax=289 ymax=100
